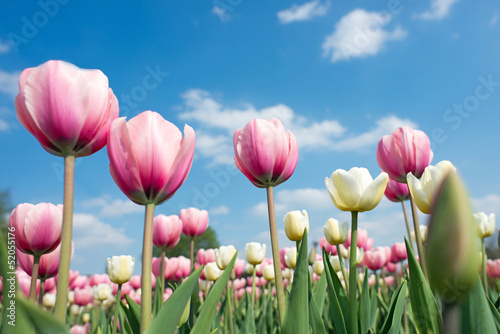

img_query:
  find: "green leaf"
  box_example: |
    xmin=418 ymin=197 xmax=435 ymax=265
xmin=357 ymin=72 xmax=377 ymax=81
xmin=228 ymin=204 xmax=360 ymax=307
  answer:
xmin=146 ymin=266 xmax=202 ymax=334
xmin=359 ymin=268 xmax=371 ymax=334
xmin=191 ymin=252 xmax=238 ymax=334
xmin=322 ymin=248 xmax=348 ymax=334
xmin=379 ymin=281 xmax=407 ymax=334
xmin=16 ymin=296 xmax=69 ymax=333
xmin=486 ymin=291 xmax=500 ymax=332
xmin=123 ymin=295 xmax=142 ymax=334
xmin=405 ymin=238 xmax=443 ymax=333
xmin=309 ymin=289 xmax=327 ymax=334
xmin=152 ymin=276 xmax=162 ymax=318
xmin=312 ymin=270 xmax=327 ymax=315
xmin=241 ymin=292 xmax=256 ymax=333
xmin=461 ymin=277 xmax=496 ymax=334
xmin=369 ymin=287 xmax=379 ymax=329
xmin=282 ymin=230 xmax=309 ymax=334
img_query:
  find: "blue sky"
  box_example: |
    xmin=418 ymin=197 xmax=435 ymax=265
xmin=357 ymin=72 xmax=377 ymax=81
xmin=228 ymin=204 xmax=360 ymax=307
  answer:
xmin=0 ymin=0 xmax=499 ymax=275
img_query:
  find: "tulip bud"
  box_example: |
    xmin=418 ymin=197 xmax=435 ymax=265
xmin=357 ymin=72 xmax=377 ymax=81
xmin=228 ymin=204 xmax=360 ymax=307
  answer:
xmin=308 ymin=247 xmax=316 ymax=266
xmin=339 ymin=244 xmax=349 ymax=259
xmin=329 ymin=255 xmax=342 ymax=272
xmin=215 ymin=245 xmax=237 ymax=270
xmin=323 ymin=218 xmax=349 ymax=245
xmin=283 ymin=210 xmax=309 ymax=242
xmin=245 ymin=242 xmax=266 ymax=265
xmin=82 ymin=313 xmax=90 ymax=323
xmin=199 ymin=279 xmax=213 ymax=293
xmin=107 ymin=255 xmax=135 ymax=285
xmin=348 ymin=246 xmax=364 ymax=265
xmin=313 ymin=260 xmax=324 ymax=275
xmin=474 ymin=212 xmax=495 ymax=239
xmin=204 ymin=262 xmax=223 ymax=281
xmin=263 ymin=264 xmax=275 ymax=281
xmin=70 ymin=304 xmax=81 ymax=316
xmin=43 ymin=293 xmax=56 ymax=308
xmin=410 ymin=225 xmax=428 ymax=243
xmin=426 ymin=173 xmax=480 ymax=302
xmin=284 ymin=247 xmax=297 ymax=269
xmin=68 ymin=291 xmax=75 ymax=304
xmin=93 ymin=283 xmax=112 ymax=302
xmin=246 ymin=263 xmax=254 ymax=274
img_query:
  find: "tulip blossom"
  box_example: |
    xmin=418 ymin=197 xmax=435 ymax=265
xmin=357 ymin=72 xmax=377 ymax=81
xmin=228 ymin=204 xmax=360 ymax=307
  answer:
xmin=10 ymin=203 xmax=62 ymax=256
xmin=344 ymin=228 xmax=368 ymax=249
xmin=199 ymin=279 xmax=213 ymax=293
xmin=196 ymin=248 xmax=216 ymax=265
xmin=325 ymin=168 xmax=388 ymax=212
xmin=475 ymin=212 xmax=496 ymax=239
xmin=152 ymin=257 xmax=179 ymax=281
xmin=70 ymin=324 xmax=90 ymax=334
xmin=153 ymin=214 xmax=183 ymax=250
xmin=407 ymin=160 xmax=457 ymax=214
xmin=385 ymin=261 xmax=397 ymax=273
xmin=323 ymin=218 xmax=349 ymax=246
xmin=15 ymin=60 xmax=119 ymax=157
xmin=233 ymin=118 xmax=298 ymax=188
xmin=17 ymin=242 xmax=72 ymax=279
xmin=129 ymin=275 xmax=141 ymax=290
xmin=215 ymin=245 xmax=237 ymax=270
xmin=283 ymin=210 xmax=309 ymax=242
xmin=486 ymin=259 xmax=500 ymax=278
xmin=319 ymin=237 xmax=337 ymax=255
xmin=180 ymin=208 xmax=209 ymax=237
xmin=390 ymin=243 xmax=407 ymax=263
xmin=107 ymin=256 xmax=135 ymax=285
xmin=93 ymin=283 xmax=112 ymax=302
xmin=70 ymin=275 xmax=89 ymax=290
xmin=204 ymin=262 xmax=223 ymax=281
xmin=284 ymin=248 xmax=297 ymax=269
xmin=384 ymin=176 xmax=410 ymax=202
xmin=245 ymin=242 xmax=266 ymax=265
xmin=410 ymin=225 xmax=428 ymax=243
xmin=74 ymin=288 xmax=94 ymax=306
xmin=233 ymin=259 xmax=246 ymax=278
xmin=43 ymin=293 xmax=56 ymax=308
xmin=313 ymin=260 xmax=324 ymax=275
xmin=363 ymin=248 xmax=388 ymax=271
xmin=262 ymin=264 xmax=275 ymax=282
xmin=329 ymin=256 xmax=342 ymax=272
xmin=377 ymin=127 xmax=433 ymax=183
xmin=89 ymin=274 xmax=111 ymax=287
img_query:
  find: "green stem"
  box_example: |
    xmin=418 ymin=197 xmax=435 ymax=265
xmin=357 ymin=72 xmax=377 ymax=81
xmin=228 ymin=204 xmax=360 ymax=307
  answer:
xmin=266 ymin=186 xmax=285 ymax=325
xmin=251 ymin=266 xmax=257 ymax=310
xmin=140 ymin=202 xmax=156 ymax=333
xmin=226 ymin=281 xmax=234 ymax=334
xmin=482 ymin=238 xmax=488 ymax=294
xmin=401 ymin=200 xmax=415 ymax=252
xmin=190 ymin=239 xmax=195 ymax=271
xmin=160 ymin=249 xmax=166 ymax=307
xmin=408 ymin=193 xmax=429 ymax=282
xmin=38 ymin=278 xmax=45 ymax=306
xmin=29 ymin=255 xmax=40 ymax=302
xmin=443 ymin=302 xmax=461 ymax=334
xmin=336 ymin=244 xmax=349 ymax=294
xmin=189 ymin=238 xmax=195 ymax=328
xmin=349 ymin=211 xmax=359 ymax=334
xmin=54 ymin=154 xmax=75 ymax=321
xmin=296 ymin=240 xmax=300 ymax=262
xmin=112 ymin=284 xmax=122 ymax=334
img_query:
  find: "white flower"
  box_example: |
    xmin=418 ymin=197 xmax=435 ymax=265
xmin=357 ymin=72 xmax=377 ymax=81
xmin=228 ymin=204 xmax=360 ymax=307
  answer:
xmin=474 ymin=212 xmax=496 ymax=238
xmin=245 ymin=242 xmax=266 ymax=265
xmin=215 ymin=245 xmax=237 ymax=270
xmin=42 ymin=293 xmax=56 ymax=308
xmin=284 ymin=247 xmax=297 ymax=269
xmin=284 ymin=210 xmax=309 ymax=241
xmin=204 ymin=262 xmax=223 ymax=281
xmin=323 ymin=218 xmax=349 ymax=245
xmin=262 ymin=264 xmax=275 ymax=281
xmin=93 ymin=283 xmax=112 ymax=301
xmin=107 ymin=255 xmax=135 ymax=284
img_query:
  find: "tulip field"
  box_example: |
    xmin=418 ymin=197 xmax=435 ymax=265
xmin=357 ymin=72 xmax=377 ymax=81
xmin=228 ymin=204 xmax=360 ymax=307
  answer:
xmin=2 ymin=60 xmax=500 ymax=334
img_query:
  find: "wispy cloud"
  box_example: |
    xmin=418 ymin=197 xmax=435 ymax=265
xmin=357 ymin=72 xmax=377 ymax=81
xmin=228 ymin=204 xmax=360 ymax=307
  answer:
xmin=73 ymin=213 xmax=135 ymax=249
xmin=210 ymin=205 xmax=230 ymax=215
xmin=0 ymin=69 xmax=21 ymax=98
xmin=81 ymin=195 xmax=144 ymax=217
xmin=277 ymin=0 xmax=329 ymax=24
xmin=212 ymin=6 xmax=231 ymax=22
xmin=472 ymin=194 xmax=500 ymax=216
xmin=490 ymin=13 xmax=499 ymax=26
xmin=0 ymin=40 xmax=11 ymax=54
xmin=322 ymin=9 xmax=407 ymax=63
xmin=413 ymin=0 xmax=458 ymax=21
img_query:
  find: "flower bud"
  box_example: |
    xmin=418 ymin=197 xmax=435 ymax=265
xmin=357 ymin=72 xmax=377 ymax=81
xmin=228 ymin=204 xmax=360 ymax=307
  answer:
xmin=263 ymin=264 xmax=275 ymax=282
xmin=308 ymin=247 xmax=316 ymax=266
xmin=204 ymin=262 xmax=223 ymax=281
xmin=474 ymin=212 xmax=495 ymax=239
xmin=283 ymin=210 xmax=309 ymax=242
xmin=329 ymin=255 xmax=342 ymax=272
xmin=107 ymin=255 xmax=135 ymax=285
xmin=284 ymin=247 xmax=297 ymax=269
xmin=323 ymin=218 xmax=349 ymax=245
xmin=215 ymin=245 xmax=237 ymax=270
xmin=313 ymin=260 xmax=324 ymax=275
xmin=43 ymin=293 xmax=56 ymax=308
xmin=82 ymin=313 xmax=90 ymax=323
xmin=199 ymin=279 xmax=213 ymax=293
xmin=93 ymin=283 xmax=112 ymax=301
xmin=245 ymin=242 xmax=266 ymax=265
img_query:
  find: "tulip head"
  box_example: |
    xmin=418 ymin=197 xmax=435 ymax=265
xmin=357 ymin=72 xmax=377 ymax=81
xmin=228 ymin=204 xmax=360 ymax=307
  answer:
xmin=323 ymin=218 xmax=348 ymax=245
xmin=384 ymin=176 xmax=410 ymax=202
xmin=325 ymin=167 xmax=388 ymax=212
xmin=363 ymin=248 xmax=387 ymax=271
xmin=262 ymin=264 xmax=275 ymax=282
xmin=410 ymin=225 xmax=428 ymax=243
xmin=377 ymin=126 xmax=433 ymax=183
xmin=43 ymin=293 xmax=56 ymax=308
xmin=93 ymin=283 xmax=112 ymax=302
xmin=486 ymin=259 xmax=500 ymax=278
xmin=245 ymin=242 xmax=266 ymax=265
xmin=107 ymin=255 xmax=135 ymax=285
xmin=474 ymin=212 xmax=495 ymax=239
xmin=329 ymin=255 xmax=342 ymax=272
xmin=319 ymin=237 xmax=337 ymax=255
xmin=204 ymin=262 xmax=223 ymax=281
xmin=233 ymin=118 xmax=298 ymax=188
xmin=153 ymin=214 xmax=183 ymax=250
xmin=180 ymin=207 xmax=209 ymax=237
xmin=284 ymin=247 xmax=297 ymax=269
xmin=313 ymin=260 xmax=324 ymax=276
xmin=283 ymin=210 xmax=309 ymax=241
xmin=215 ymin=245 xmax=237 ymax=270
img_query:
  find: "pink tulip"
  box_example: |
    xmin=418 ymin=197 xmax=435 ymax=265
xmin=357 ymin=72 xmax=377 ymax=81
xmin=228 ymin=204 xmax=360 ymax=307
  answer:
xmin=70 ymin=275 xmax=89 ymax=290
xmin=174 ymin=256 xmax=191 ymax=280
xmin=319 ymin=237 xmax=337 ymax=255
xmin=390 ymin=243 xmax=407 ymax=263
xmin=385 ymin=261 xmax=397 ymax=273
xmin=107 ymin=110 xmax=195 ymax=205
xmin=233 ymin=259 xmax=246 ymax=278
xmin=153 ymin=214 xmax=183 ymax=250
xmin=364 ymin=238 xmax=374 ymax=251
xmin=486 ymin=259 xmax=500 ymax=278
xmin=89 ymin=274 xmax=111 ymax=287
xmin=163 ymin=287 xmax=173 ymax=302
xmin=377 ymin=127 xmax=433 ymax=183
xmin=74 ymin=287 xmax=94 ymax=306
xmin=233 ymin=118 xmax=298 ymax=188
xmin=112 ymin=282 xmax=133 ymax=299
xmin=129 ymin=275 xmax=141 ymax=290
xmin=71 ymin=324 xmax=90 ymax=334
xmin=152 ymin=257 xmax=179 ymax=281
xmin=180 ymin=208 xmax=209 ymax=237
xmin=345 ymin=228 xmax=368 ymax=249
xmin=384 ymin=276 xmax=395 ymax=286
xmin=17 ymin=242 xmax=72 ymax=279
xmin=44 ymin=277 xmax=57 ymax=292
xmin=197 ymin=248 xmax=216 ymax=265
xmin=384 ymin=177 xmax=410 ymax=202
xmin=15 ymin=60 xmax=119 ymax=158
xmin=363 ymin=248 xmax=387 ymax=271
xmin=233 ymin=278 xmax=247 ymax=290
xmin=236 ymin=288 xmax=246 ymax=299
xmin=17 ymin=270 xmax=39 ymax=297
xmin=9 ymin=203 xmax=62 ymax=256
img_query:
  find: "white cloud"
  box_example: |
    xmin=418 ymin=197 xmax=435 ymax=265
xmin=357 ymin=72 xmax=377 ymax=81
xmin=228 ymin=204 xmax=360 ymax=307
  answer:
xmin=179 ymin=89 xmax=416 ymax=165
xmin=413 ymin=0 xmax=458 ymax=21
xmin=472 ymin=194 xmax=500 ymax=216
xmin=322 ymin=9 xmax=407 ymax=63
xmin=277 ymin=0 xmax=329 ymax=24
xmin=0 ymin=69 xmax=21 ymax=98
xmin=212 ymin=6 xmax=231 ymax=22
xmin=0 ymin=40 xmax=11 ymax=54
xmin=210 ymin=205 xmax=230 ymax=215
xmin=0 ymin=119 xmax=8 ymax=132
xmin=490 ymin=13 xmax=499 ymax=26
xmin=73 ymin=213 xmax=135 ymax=249
xmin=81 ymin=195 xmax=144 ymax=217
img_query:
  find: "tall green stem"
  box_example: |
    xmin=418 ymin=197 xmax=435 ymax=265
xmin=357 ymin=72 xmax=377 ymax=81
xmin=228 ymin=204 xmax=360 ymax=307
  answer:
xmin=140 ymin=202 xmax=156 ymax=333
xmin=336 ymin=244 xmax=349 ymax=294
xmin=443 ymin=302 xmax=460 ymax=334
xmin=251 ymin=266 xmax=257 ymax=309
xmin=408 ymin=193 xmax=429 ymax=281
xmin=189 ymin=238 xmax=195 ymax=328
xmin=54 ymin=154 xmax=75 ymax=321
xmin=226 ymin=281 xmax=234 ymax=334
xmin=29 ymin=255 xmax=40 ymax=302
xmin=401 ymin=201 xmax=415 ymax=252
xmin=481 ymin=238 xmax=488 ymax=294
xmin=38 ymin=279 xmax=45 ymax=306
xmin=112 ymin=284 xmax=122 ymax=334
xmin=190 ymin=239 xmax=195 ymax=271
xmin=160 ymin=249 xmax=166 ymax=307
xmin=266 ymin=186 xmax=285 ymax=325
xmin=349 ymin=211 xmax=359 ymax=334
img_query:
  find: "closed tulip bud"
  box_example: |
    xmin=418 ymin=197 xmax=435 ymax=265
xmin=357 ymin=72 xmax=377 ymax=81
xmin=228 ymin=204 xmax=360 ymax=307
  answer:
xmin=246 ymin=263 xmax=254 ymax=274
xmin=68 ymin=291 xmax=75 ymax=304
xmin=323 ymin=218 xmax=349 ymax=245
xmin=43 ymin=293 xmax=56 ymax=308
xmin=329 ymin=255 xmax=342 ymax=272
xmin=426 ymin=173 xmax=480 ymax=302
xmin=407 ymin=160 xmax=457 ymax=214
xmin=285 ymin=247 xmax=297 ymax=269
xmin=308 ymin=247 xmax=316 ymax=266
xmin=93 ymin=283 xmax=112 ymax=302
xmin=215 ymin=245 xmax=237 ymax=270
xmin=474 ymin=212 xmax=495 ymax=238
xmin=70 ymin=304 xmax=81 ymax=316
xmin=284 ymin=210 xmax=309 ymax=242
xmin=410 ymin=225 xmax=428 ymax=243
xmin=180 ymin=208 xmax=209 ymax=238
xmin=153 ymin=214 xmax=183 ymax=250
xmin=199 ymin=279 xmax=213 ymax=293
xmin=313 ymin=260 xmax=324 ymax=275
xmin=384 ymin=176 xmax=410 ymax=202
xmin=263 ymin=264 xmax=275 ymax=281
xmin=107 ymin=256 xmax=135 ymax=285
xmin=486 ymin=259 xmax=500 ymax=278
xmin=325 ymin=168 xmax=388 ymax=212
xmin=82 ymin=313 xmax=90 ymax=323
xmin=339 ymin=244 xmax=349 ymax=259
xmin=204 ymin=262 xmax=223 ymax=281
xmin=363 ymin=248 xmax=387 ymax=271
xmin=245 ymin=242 xmax=266 ymax=265
xmin=319 ymin=237 xmax=337 ymax=255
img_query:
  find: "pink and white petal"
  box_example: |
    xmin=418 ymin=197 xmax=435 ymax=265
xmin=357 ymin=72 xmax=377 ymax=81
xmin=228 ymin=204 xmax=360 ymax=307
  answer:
xmin=24 ymin=203 xmax=62 ymax=254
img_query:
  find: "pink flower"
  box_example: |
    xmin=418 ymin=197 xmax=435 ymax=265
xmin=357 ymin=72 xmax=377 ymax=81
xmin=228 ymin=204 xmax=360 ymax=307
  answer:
xmin=384 ymin=176 xmax=410 ymax=202
xmin=174 ymin=256 xmax=191 ymax=280
xmin=153 ymin=214 xmax=183 ymax=250
xmin=390 ymin=243 xmax=407 ymax=263
xmin=344 ymin=228 xmax=368 ymax=249
xmin=9 ymin=203 xmax=62 ymax=256
xmin=17 ymin=270 xmax=39 ymax=297
xmin=363 ymin=248 xmax=388 ymax=271
xmin=384 ymin=276 xmax=395 ymax=286
xmin=17 ymin=242 xmax=72 ymax=279
xmin=385 ymin=261 xmax=397 ymax=273
xmin=180 ymin=208 xmax=209 ymax=237
xmin=152 ymin=257 xmax=179 ymax=281
xmin=70 ymin=324 xmax=90 ymax=334
xmin=70 ymin=274 xmax=89 ymax=290
xmin=107 ymin=110 xmax=195 ymax=205
xmin=319 ymin=237 xmax=337 ymax=255
xmin=74 ymin=287 xmax=94 ymax=306
xmin=15 ymin=60 xmax=119 ymax=157
xmin=233 ymin=278 xmax=247 ymax=290
xmin=112 ymin=282 xmax=133 ymax=299
xmin=377 ymin=127 xmax=433 ymax=183
xmin=233 ymin=259 xmax=246 ymax=278
xmin=89 ymin=274 xmax=111 ymax=287
xmin=44 ymin=277 xmax=57 ymax=292
xmin=196 ymin=248 xmax=216 ymax=265
xmin=129 ymin=275 xmax=141 ymax=290
xmin=486 ymin=259 xmax=500 ymax=278
xmin=233 ymin=118 xmax=298 ymax=188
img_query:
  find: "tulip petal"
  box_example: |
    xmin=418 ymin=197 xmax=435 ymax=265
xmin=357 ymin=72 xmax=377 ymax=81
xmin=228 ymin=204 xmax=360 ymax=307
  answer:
xmin=233 ymin=129 xmax=265 ymax=187
xmin=348 ymin=167 xmax=373 ymax=193
xmin=10 ymin=203 xmax=35 ymax=253
xmin=332 ymin=169 xmax=363 ymax=210
xmin=325 ymin=177 xmax=350 ymax=211
xmin=407 ymin=172 xmax=431 ymax=214
xmin=274 ymin=131 xmax=299 ymax=186
xmin=358 ymin=172 xmax=388 ymax=212
xmin=24 ymin=203 xmax=62 ymax=255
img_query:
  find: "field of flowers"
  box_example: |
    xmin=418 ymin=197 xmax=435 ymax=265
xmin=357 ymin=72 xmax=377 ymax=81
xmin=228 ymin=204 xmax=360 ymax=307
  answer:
xmin=1 ymin=60 xmax=500 ymax=334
